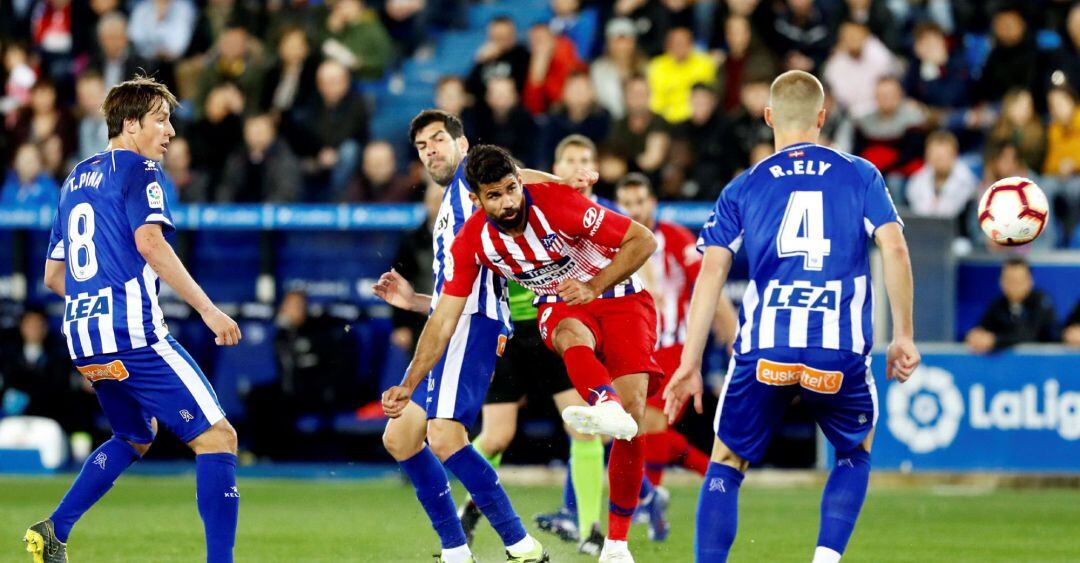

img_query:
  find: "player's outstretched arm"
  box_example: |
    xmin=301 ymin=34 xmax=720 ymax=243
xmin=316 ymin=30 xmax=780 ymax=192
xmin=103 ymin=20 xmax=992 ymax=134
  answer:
xmin=372 ymin=268 xmax=432 ymax=313
xmin=44 ymin=258 xmax=65 ymax=297
xmin=382 ymin=294 xmax=468 ymax=418
xmin=875 ymin=222 xmax=920 ymax=382
xmin=518 ymin=167 xmax=599 ymax=191
xmin=134 ymin=224 xmax=241 ymax=346
xmin=664 ymin=247 xmax=733 ymax=423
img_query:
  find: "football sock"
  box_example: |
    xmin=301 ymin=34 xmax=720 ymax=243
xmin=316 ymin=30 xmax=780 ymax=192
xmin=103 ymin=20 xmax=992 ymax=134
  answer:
xmin=697 ymin=462 xmax=744 ymax=561
xmin=562 ymin=346 xmax=621 ymax=406
xmin=444 ymin=446 xmax=527 ymax=547
xmin=570 ymin=437 xmax=604 ymax=534
xmin=562 ymin=463 xmax=577 ymax=516
xmin=817 ymin=449 xmax=871 ymax=555
xmin=50 ymin=437 xmax=140 ymax=542
xmin=195 ymin=453 xmax=239 ymax=563
xmin=643 ymin=430 xmax=668 ymax=485
xmin=670 ymin=429 xmax=711 ymax=476
xmin=399 ymin=447 xmax=467 ymax=549
xmin=607 ymin=436 xmax=645 ymax=541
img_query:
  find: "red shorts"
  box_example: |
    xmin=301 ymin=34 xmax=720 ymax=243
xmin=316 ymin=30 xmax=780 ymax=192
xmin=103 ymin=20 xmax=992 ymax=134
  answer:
xmin=537 ymin=291 xmax=663 ymax=393
xmin=647 ymin=344 xmax=686 ymax=417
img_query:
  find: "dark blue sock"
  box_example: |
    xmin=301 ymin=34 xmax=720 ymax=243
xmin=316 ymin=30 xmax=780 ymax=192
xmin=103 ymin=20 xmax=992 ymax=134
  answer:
xmin=50 ymin=437 xmax=140 ymax=542
xmin=640 ymin=475 xmax=655 ymax=501
xmin=445 ymin=446 xmax=527 ymax=546
xmin=696 ymin=463 xmax=744 ymax=562
xmin=563 ymin=462 xmax=577 ymax=515
xmin=399 ymin=447 xmax=467 ymax=549
xmin=818 ymin=449 xmax=871 ymax=554
xmin=196 ymin=453 xmax=239 ymax=563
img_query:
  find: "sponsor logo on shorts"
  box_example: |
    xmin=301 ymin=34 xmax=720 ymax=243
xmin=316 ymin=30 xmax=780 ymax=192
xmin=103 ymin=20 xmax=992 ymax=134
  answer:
xmin=93 ymin=452 xmax=107 ymax=469
xmin=180 ymin=409 xmax=194 ymax=422
xmin=755 ymin=359 xmax=843 ymax=394
xmin=77 ymin=360 xmax=130 ymax=382
xmin=497 ymin=334 xmax=507 ymax=357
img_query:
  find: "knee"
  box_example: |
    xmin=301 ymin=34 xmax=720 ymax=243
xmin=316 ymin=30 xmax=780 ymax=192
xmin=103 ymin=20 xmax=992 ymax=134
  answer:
xmin=711 ymin=439 xmax=749 ymax=473
xmin=551 ymin=322 xmax=593 ymax=356
xmin=214 ymin=421 xmax=239 ymax=454
xmin=382 ymin=424 xmax=423 ymax=461
xmin=427 ymin=433 xmax=467 ymax=462
xmin=620 ymin=392 xmax=648 ymax=431
xmin=477 ymin=425 xmax=515 ymax=456
xmin=126 ymin=440 xmax=152 ymax=457
xmin=192 ymin=420 xmax=238 ymax=455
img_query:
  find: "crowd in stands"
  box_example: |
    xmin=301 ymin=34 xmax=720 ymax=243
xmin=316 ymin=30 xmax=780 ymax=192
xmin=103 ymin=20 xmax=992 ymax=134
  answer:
xmin=1 ymin=0 xmax=1079 ymax=248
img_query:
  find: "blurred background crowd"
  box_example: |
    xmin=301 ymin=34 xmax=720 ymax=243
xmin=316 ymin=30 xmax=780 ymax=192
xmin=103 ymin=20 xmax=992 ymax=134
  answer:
xmin=2 ymin=0 xmax=1080 ymax=464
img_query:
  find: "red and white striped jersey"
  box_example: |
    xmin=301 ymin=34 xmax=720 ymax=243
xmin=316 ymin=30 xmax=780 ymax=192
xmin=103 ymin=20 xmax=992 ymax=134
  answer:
xmin=442 ymin=183 xmax=645 ymax=304
xmin=643 ymin=221 xmax=701 ymax=348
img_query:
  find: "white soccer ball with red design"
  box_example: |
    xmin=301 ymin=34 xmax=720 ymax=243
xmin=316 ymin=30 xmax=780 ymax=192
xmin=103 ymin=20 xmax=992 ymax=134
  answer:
xmin=977 ymin=177 xmax=1048 ymax=246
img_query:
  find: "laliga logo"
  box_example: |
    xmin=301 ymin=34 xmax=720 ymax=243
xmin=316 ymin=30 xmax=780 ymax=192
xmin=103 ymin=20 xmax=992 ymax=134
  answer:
xmin=886 ymin=366 xmax=964 ymax=453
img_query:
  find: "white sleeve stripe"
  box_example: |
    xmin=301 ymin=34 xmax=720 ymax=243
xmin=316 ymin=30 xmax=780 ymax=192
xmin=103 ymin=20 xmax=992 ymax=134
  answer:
xmin=49 ymin=241 xmax=65 ymax=259
xmin=146 ymin=213 xmax=173 ymax=226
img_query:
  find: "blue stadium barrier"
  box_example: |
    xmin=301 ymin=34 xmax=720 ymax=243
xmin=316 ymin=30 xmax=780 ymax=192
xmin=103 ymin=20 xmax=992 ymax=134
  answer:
xmin=864 ymin=345 xmax=1080 ymax=472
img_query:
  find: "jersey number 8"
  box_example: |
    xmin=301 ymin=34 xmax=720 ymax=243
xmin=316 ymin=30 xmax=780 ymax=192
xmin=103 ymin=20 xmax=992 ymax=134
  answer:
xmin=777 ymin=191 xmax=831 ymax=271
xmin=68 ymin=202 xmax=99 ymax=281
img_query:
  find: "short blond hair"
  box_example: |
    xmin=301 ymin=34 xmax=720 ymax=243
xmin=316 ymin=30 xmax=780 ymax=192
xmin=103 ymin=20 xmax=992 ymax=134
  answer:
xmin=768 ymin=70 xmax=825 ymax=132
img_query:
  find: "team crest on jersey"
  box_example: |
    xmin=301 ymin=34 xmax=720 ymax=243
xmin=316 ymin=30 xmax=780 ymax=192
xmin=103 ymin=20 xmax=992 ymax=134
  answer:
xmin=146 ymin=181 xmax=164 ymax=209
xmin=540 ymin=233 xmax=563 ymax=253
xmin=77 ymin=360 xmax=130 ymax=383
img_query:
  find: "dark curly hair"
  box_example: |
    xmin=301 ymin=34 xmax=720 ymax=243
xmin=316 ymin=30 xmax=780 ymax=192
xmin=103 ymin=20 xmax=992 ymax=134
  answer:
xmin=464 ymin=144 xmax=517 ymax=194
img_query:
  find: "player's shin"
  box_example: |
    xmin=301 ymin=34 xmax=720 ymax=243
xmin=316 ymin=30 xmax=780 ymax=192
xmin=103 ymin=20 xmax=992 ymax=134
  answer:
xmin=563 ymin=346 xmax=621 ymax=405
xmin=570 ymin=437 xmax=604 ymax=535
xmin=444 ymin=446 xmax=535 ymax=554
xmin=815 ymin=449 xmax=871 ymax=561
xmin=49 ymin=437 xmax=141 ymax=542
xmin=195 ymin=453 xmax=239 ymax=563
xmin=607 ymin=436 xmax=645 ymax=541
xmin=399 ymin=447 xmax=469 ymax=550
xmin=696 ymin=462 xmax=744 ymax=562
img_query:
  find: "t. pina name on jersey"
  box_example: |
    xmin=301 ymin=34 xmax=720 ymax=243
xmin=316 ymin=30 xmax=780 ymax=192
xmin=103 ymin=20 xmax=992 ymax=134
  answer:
xmin=768 ymin=160 xmax=832 ymax=178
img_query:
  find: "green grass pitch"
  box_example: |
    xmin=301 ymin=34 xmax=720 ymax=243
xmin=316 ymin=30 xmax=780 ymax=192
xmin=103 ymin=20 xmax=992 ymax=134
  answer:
xmin=4 ymin=475 xmax=1079 ymax=562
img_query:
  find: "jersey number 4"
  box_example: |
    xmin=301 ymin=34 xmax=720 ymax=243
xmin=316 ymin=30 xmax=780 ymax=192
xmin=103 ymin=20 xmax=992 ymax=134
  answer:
xmin=68 ymin=202 xmax=99 ymax=281
xmin=777 ymin=191 xmax=831 ymax=271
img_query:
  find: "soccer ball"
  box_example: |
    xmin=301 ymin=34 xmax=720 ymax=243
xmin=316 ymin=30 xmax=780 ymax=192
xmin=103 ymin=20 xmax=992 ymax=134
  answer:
xmin=976 ymin=177 xmax=1048 ymax=246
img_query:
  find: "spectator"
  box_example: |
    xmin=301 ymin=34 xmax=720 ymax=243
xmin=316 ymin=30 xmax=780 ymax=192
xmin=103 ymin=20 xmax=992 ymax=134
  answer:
xmin=2 ymin=43 xmax=36 ymax=119
xmin=820 ymin=88 xmax=855 ymax=152
xmin=729 ymin=79 xmax=773 ymax=169
xmin=434 ymin=75 xmax=468 ymax=117
xmin=1043 ymin=4 xmax=1080 ymax=97
xmin=195 ymin=25 xmax=265 ymax=115
xmin=218 ymin=114 xmax=301 ymax=203
xmin=465 ymin=15 xmax=531 ymax=100
xmin=1063 ymin=302 xmax=1080 ymax=347
xmin=716 ymin=14 xmax=778 ymax=113
xmin=965 ymin=258 xmax=1056 ymax=353
xmin=265 ymin=0 xmax=330 ymax=50
xmin=190 ymin=82 xmax=245 ymax=196
xmin=772 ymin=0 xmax=833 ymax=72
xmin=291 ymin=59 xmax=370 ymax=201
xmin=73 ymin=70 xmax=108 ymax=163
xmin=590 ymin=17 xmax=647 ymax=120
xmin=522 ymin=22 xmax=587 ymax=115
xmin=88 ymin=12 xmax=148 ymax=90
xmin=672 ymin=83 xmax=738 ymax=201
xmin=472 ymin=76 xmax=538 ymax=166
xmin=260 ymin=26 xmax=319 ymax=116
xmin=549 ymin=0 xmax=600 ymax=60
xmin=832 ymin=0 xmax=901 ymax=52
xmin=0 ymin=307 xmax=97 ymax=437
xmin=379 ymin=0 xmax=427 ymax=57
xmin=1 ymin=143 xmax=60 ymax=206
xmin=853 ymin=76 xmax=928 ymax=177
xmin=613 ymin=0 xmax=694 ymax=57
xmin=1042 ymin=86 xmax=1080 ymax=244
xmin=39 ymin=134 xmax=68 ymax=181
xmin=987 ymin=89 xmax=1046 ymax=174
xmin=646 ymin=27 xmax=717 ymax=124
xmin=12 ymin=78 xmax=76 ymax=164
xmin=905 ymin=130 xmax=978 ymax=219
xmin=823 ymin=19 xmax=901 ymax=119
xmin=541 ymin=71 xmax=610 ymax=168
xmin=976 ymin=6 xmax=1038 ymax=103
xmin=162 ymin=137 xmax=210 ymax=203
xmin=29 ymin=0 xmax=77 ymax=84
xmin=321 ymin=0 xmax=394 ymax=80
xmin=346 ymin=140 xmax=416 ymax=202
xmin=551 ymin=134 xmax=599 ymax=198
xmin=604 ymin=75 xmax=670 ymax=182
xmin=389 ymin=180 xmax=441 ymax=355
xmin=903 ymin=22 xmax=971 ymax=115
xmin=127 ymin=0 xmax=197 ymax=89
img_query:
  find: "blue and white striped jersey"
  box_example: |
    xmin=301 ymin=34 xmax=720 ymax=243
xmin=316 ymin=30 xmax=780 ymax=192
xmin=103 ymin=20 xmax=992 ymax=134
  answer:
xmin=698 ymin=143 xmax=902 ymax=357
xmin=47 ymin=149 xmax=174 ymax=359
xmin=429 ymin=159 xmax=510 ymax=332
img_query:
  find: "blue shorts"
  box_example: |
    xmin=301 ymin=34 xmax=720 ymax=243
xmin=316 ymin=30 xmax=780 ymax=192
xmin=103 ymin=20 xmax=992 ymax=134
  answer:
xmin=409 ymin=314 xmax=506 ymax=428
xmin=715 ymin=347 xmax=878 ymax=463
xmin=74 ymin=335 xmax=225 ymax=444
